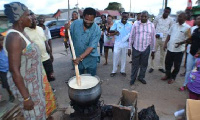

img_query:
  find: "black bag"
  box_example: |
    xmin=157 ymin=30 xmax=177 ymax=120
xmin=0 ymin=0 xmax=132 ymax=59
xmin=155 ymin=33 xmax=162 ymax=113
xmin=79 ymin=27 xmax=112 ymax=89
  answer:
xmin=138 ymin=105 xmax=159 ymax=120
xmin=101 ymin=105 xmax=113 ymax=118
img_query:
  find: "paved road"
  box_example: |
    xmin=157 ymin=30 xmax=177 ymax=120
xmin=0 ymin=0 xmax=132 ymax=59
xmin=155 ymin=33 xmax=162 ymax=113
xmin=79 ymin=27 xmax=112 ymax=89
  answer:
xmin=0 ymin=37 xmax=187 ymax=119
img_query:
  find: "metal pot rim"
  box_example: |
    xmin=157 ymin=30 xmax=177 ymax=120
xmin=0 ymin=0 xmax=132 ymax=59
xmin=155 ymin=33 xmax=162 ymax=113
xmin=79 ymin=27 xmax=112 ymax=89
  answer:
xmin=68 ymin=74 xmax=100 ymax=90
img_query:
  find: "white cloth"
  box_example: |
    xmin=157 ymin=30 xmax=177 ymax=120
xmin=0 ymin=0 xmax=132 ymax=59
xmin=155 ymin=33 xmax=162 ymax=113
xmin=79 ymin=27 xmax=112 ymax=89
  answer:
xmin=112 ymin=46 xmax=127 ymax=73
xmin=43 ymin=26 xmax=52 ymax=40
xmin=167 ymin=23 xmax=190 ymax=52
xmin=153 ymin=15 xmax=174 ymax=41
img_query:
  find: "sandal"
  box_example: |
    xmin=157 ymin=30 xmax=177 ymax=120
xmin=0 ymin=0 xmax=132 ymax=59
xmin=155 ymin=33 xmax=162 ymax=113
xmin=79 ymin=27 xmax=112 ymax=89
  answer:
xmin=180 ymin=72 xmax=185 ymax=77
xmin=120 ymin=72 xmax=126 ymax=77
xmin=110 ymin=73 xmax=116 ymax=77
xmin=49 ymin=74 xmax=56 ymax=81
xmin=179 ymin=86 xmax=186 ymax=91
xmin=168 ymin=79 xmax=175 ymax=84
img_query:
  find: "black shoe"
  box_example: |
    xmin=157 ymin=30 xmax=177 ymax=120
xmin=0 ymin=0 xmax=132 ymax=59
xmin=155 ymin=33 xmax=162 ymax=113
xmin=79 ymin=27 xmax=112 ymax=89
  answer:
xmin=149 ymin=68 xmax=154 ymax=73
xmin=138 ymin=79 xmax=147 ymax=84
xmin=120 ymin=72 xmax=126 ymax=77
xmin=110 ymin=73 xmax=116 ymax=77
xmin=130 ymin=80 xmax=135 ymax=85
xmin=48 ymin=76 xmax=56 ymax=82
xmin=158 ymin=69 xmax=166 ymax=73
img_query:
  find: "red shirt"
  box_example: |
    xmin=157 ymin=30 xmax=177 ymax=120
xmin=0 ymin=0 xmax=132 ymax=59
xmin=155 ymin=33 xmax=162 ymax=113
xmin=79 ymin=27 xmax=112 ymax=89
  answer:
xmin=186 ymin=20 xmax=195 ymax=27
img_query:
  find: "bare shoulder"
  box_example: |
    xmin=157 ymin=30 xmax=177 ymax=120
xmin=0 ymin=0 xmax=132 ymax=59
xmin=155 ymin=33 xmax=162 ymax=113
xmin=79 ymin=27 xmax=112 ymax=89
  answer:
xmin=6 ymin=32 xmax=26 ymax=50
xmin=6 ymin=32 xmax=22 ymax=44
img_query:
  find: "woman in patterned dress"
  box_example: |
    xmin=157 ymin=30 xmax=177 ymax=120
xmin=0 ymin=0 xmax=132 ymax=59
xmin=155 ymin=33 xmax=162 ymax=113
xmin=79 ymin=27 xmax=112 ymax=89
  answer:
xmin=4 ymin=2 xmax=47 ymax=120
xmin=103 ymin=15 xmax=115 ymax=65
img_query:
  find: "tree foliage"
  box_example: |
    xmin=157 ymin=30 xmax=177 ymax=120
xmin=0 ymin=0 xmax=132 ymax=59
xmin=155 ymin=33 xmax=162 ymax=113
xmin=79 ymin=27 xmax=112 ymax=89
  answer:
xmin=105 ymin=2 xmax=125 ymax=13
xmin=196 ymin=0 xmax=200 ymax=5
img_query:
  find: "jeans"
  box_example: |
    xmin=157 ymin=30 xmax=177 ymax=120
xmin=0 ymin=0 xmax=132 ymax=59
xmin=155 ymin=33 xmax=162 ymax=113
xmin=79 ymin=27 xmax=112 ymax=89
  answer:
xmin=78 ymin=58 xmax=97 ymax=76
xmin=99 ymin=39 xmax=104 ymax=54
xmin=184 ymin=53 xmax=196 ymax=86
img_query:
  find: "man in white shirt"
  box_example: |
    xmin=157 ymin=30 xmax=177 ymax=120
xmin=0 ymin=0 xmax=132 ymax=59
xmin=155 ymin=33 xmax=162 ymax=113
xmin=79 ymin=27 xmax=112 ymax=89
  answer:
xmin=149 ymin=7 xmax=174 ymax=73
xmin=38 ymin=16 xmax=53 ymax=61
xmin=25 ymin=11 xmax=56 ymax=83
xmin=133 ymin=13 xmax=141 ymax=25
xmin=162 ymin=12 xmax=191 ymax=84
xmin=109 ymin=12 xmax=132 ymax=77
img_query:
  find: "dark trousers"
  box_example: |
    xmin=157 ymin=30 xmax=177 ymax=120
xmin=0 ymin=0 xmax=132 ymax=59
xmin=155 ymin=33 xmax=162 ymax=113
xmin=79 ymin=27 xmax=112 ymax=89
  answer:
xmin=131 ymin=46 xmax=150 ymax=82
xmin=43 ymin=59 xmax=54 ymax=82
xmin=0 ymin=71 xmax=9 ymax=89
xmin=165 ymin=50 xmax=184 ymax=80
xmin=78 ymin=57 xmax=98 ymax=76
xmin=99 ymin=38 xmax=104 ymax=54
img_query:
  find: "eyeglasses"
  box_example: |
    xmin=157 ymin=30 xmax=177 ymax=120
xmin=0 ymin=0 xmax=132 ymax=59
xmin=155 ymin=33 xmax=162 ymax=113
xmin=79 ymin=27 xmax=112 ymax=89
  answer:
xmin=83 ymin=18 xmax=94 ymax=24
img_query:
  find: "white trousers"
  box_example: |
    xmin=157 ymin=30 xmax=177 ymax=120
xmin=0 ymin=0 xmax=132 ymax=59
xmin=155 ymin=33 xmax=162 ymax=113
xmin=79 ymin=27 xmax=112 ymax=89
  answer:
xmin=112 ymin=46 xmax=127 ymax=73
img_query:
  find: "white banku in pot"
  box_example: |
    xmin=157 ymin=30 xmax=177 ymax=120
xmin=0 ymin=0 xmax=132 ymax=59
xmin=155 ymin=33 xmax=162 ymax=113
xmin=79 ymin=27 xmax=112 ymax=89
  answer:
xmin=69 ymin=76 xmax=99 ymax=89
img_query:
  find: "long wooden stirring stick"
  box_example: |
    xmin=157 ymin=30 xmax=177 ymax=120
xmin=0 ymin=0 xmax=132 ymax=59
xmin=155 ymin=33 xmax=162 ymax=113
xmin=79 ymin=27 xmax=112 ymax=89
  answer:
xmin=67 ymin=29 xmax=81 ymax=86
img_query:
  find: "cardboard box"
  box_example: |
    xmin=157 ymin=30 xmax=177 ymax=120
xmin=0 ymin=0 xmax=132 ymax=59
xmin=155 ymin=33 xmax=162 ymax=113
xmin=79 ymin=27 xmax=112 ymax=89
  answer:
xmin=186 ymin=99 xmax=200 ymax=120
xmin=112 ymin=89 xmax=138 ymax=120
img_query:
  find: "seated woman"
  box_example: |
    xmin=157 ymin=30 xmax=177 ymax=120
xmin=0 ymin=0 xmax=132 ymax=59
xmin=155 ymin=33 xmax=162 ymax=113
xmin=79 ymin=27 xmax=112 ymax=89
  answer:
xmin=187 ymin=57 xmax=200 ymax=100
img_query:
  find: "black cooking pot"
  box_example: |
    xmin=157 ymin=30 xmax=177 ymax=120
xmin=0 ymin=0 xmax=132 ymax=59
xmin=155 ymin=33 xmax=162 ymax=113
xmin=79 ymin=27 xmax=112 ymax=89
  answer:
xmin=68 ymin=74 xmax=101 ymax=106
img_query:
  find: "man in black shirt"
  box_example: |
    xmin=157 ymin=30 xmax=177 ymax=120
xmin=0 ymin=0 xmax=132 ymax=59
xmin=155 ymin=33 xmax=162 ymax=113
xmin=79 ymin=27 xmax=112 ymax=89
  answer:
xmin=176 ymin=16 xmax=200 ymax=90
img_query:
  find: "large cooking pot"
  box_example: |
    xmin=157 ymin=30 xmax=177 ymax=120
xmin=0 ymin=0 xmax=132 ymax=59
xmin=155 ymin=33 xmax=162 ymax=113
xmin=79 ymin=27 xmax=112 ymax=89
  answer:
xmin=68 ymin=74 xmax=101 ymax=106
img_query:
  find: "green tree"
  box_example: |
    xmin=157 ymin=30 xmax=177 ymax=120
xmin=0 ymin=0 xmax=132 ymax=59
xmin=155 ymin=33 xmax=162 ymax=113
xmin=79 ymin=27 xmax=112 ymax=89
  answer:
xmin=105 ymin=2 xmax=125 ymax=13
xmin=196 ymin=0 xmax=200 ymax=5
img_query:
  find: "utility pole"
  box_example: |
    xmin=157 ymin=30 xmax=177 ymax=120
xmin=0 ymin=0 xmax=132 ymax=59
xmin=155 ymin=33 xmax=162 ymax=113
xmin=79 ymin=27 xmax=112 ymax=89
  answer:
xmin=162 ymin=0 xmax=164 ymax=10
xmin=68 ymin=0 xmax=70 ymax=21
xmin=76 ymin=0 xmax=79 ymax=13
xmin=130 ymin=0 xmax=131 ymax=17
xmin=165 ymin=0 xmax=168 ymax=8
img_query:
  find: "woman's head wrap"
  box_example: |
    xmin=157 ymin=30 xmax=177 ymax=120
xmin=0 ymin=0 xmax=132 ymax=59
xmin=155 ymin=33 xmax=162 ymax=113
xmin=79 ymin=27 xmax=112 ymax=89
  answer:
xmin=4 ymin=2 xmax=28 ymax=23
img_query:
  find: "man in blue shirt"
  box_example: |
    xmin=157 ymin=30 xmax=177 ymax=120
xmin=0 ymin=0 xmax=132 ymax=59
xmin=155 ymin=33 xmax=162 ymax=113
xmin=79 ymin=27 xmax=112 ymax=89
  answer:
xmin=109 ymin=12 xmax=132 ymax=77
xmin=0 ymin=33 xmax=15 ymax=102
xmin=69 ymin=7 xmax=101 ymax=76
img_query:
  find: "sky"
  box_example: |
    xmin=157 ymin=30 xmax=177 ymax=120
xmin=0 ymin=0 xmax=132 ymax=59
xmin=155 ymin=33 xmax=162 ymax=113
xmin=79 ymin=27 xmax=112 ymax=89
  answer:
xmin=0 ymin=0 xmax=197 ymax=15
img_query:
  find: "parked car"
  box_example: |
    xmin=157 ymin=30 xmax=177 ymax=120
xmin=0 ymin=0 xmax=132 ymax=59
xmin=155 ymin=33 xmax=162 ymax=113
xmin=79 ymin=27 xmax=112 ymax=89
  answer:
xmin=45 ymin=19 xmax=67 ymax=38
xmin=94 ymin=17 xmax=101 ymax=25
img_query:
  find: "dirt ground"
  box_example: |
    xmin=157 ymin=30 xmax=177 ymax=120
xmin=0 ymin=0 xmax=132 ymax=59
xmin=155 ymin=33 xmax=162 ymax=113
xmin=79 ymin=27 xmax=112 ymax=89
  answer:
xmin=51 ymin=38 xmax=188 ymax=120
xmin=0 ymin=38 xmax=188 ymax=120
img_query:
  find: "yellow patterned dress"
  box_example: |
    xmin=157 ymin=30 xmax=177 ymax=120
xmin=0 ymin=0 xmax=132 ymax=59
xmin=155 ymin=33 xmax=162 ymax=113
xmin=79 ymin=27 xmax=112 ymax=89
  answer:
xmin=42 ymin=68 xmax=57 ymax=117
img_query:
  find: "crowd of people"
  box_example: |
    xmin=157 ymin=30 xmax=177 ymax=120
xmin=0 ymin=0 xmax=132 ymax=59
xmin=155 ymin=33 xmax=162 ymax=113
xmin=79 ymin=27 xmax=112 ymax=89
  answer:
xmin=1 ymin=1 xmax=200 ymax=119
xmin=64 ymin=6 xmax=200 ymax=100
